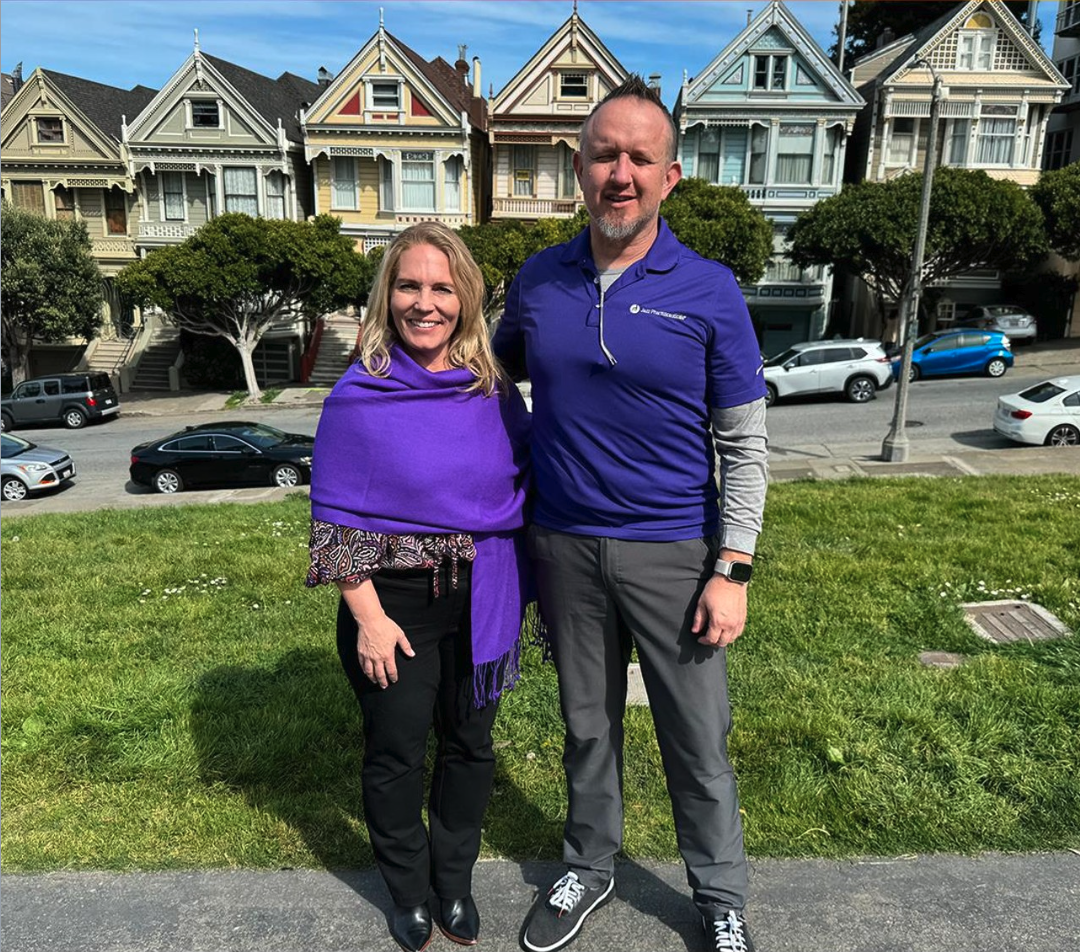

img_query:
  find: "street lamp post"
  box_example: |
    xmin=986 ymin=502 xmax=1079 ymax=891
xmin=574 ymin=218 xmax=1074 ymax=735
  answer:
xmin=881 ymin=62 xmax=945 ymax=463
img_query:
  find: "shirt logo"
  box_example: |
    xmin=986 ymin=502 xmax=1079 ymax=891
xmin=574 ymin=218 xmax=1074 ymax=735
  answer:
xmin=629 ymin=303 xmax=687 ymax=321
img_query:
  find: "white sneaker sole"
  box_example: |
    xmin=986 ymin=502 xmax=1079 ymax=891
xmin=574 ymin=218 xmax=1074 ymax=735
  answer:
xmin=522 ymin=877 xmax=616 ymax=952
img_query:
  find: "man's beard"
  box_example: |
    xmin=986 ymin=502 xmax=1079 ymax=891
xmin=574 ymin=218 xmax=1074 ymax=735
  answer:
xmin=591 ymin=202 xmax=659 ymax=242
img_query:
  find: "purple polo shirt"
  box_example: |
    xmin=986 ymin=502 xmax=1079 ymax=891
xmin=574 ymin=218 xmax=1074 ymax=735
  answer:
xmin=493 ymin=219 xmax=766 ymax=541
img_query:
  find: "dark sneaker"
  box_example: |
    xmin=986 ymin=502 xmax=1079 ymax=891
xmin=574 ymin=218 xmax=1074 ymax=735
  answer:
xmin=521 ymin=871 xmax=615 ymax=952
xmin=702 ymin=909 xmax=755 ymax=952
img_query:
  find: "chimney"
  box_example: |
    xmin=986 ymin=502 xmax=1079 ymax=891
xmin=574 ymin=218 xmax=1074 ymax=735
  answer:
xmin=647 ymin=73 xmax=662 ymax=98
xmin=746 ymin=9 xmax=752 ymax=27
xmin=876 ymin=26 xmax=895 ymax=49
xmin=472 ymin=56 xmax=482 ymax=98
xmin=456 ymin=44 xmax=469 ymax=85
xmin=12 ymin=62 xmax=23 ymax=92
xmin=317 ymin=66 xmax=333 ymax=87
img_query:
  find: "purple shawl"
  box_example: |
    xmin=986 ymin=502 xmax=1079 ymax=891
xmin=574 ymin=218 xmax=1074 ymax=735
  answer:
xmin=310 ymin=345 xmax=531 ymax=706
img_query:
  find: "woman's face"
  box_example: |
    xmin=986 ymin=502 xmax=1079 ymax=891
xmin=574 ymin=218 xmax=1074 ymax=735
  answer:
xmin=390 ymin=243 xmax=460 ymax=372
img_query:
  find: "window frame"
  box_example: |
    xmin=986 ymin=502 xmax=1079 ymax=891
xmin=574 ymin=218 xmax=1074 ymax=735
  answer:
xmin=559 ymin=72 xmax=589 ymax=99
xmin=401 ymin=151 xmax=436 ymax=212
xmin=752 ymin=53 xmax=788 ymax=91
xmin=104 ymin=188 xmax=128 ymax=234
xmin=887 ymin=117 xmax=916 ymax=166
xmin=190 ymin=100 xmax=221 ymax=129
xmin=331 ymin=156 xmax=359 ymax=211
xmin=160 ymin=171 xmax=187 ymax=222
xmin=53 ymin=185 xmax=76 ymax=221
xmin=370 ymin=80 xmax=401 ymax=111
xmin=34 ymin=116 xmax=65 ymax=144
xmin=223 ymin=167 xmax=259 ymax=216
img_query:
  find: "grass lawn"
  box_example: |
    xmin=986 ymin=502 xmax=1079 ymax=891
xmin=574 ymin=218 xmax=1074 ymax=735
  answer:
xmin=1 ymin=475 xmax=1078 ymax=872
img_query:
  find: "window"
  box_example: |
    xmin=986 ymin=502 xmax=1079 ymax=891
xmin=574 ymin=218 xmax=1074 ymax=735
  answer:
xmin=976 ymin=106 xmax=1016 ymax=165
xmin=753 ymin=54 xmax=788 ymax=91
xmin=205 ymin=173 xmax=218 ymax=218
xmin=371 ymin=81 xmax=400 ymax=109
xmin=53 ymin=186 xmax=75 ymax=220
xmin=191 ymin=101 xmax=220 ymax=128
xmin=822 ymin=348 xmax=855 ymax=363
xmin=35 ymin=117 xmax=64 ymax=143
xmin=948 ymin=119 xmax=970 ymax=165
xmin=11 ymin=181 xmax=45 ymax=214
xmin=822 ymin=126 xmax=842 ymax=184
xmin=401 ymin=151 xmax=435 ymax=211
xmin=513 ymin=145 xmax=536 ymax=197
xmin=15 ymin=382 xmax=42 ymax=398
xmin=444 ymin=156 xmax=462 ymax=211
xmin=766 ymin=255 xmax=802 ymax=282
xmin=43 ymin=380 xmax=60 ymax=396
xmin=776 ymin=124 xmax=814 ymax=185
xmin=888 ymin=118 xmax=915 ymax=165
xmin=698 ymin=128 xmax=721 ymax=183
xmin=211 ymin=435 xmax=250 ymax=452
xmin=957 ymin=14 xmax=996 ymax=69
xmin=224 ymin=167 xmax=258 ymax=216
xmin=265 ymin=171 xmax=286 ymax=219
xmin=332 ymin=157 xmax=358 ymax=210
xmin=166 ymin=436 xmax=214 ymax=452
xmin=379 ymin=157 xmax=395 ymax=212
xmin=559 ymin=143 xmax=576 ymax=200
xmin=104 ymin=188 xmax=127 ymax=234
xmin=560 ymin=73 xmax=588 ymax=98
xmin=748 ymin=125 xmax=768 ymax=184
xmin=1045 ymin=129 xmax=1074 ymax=170
xmin=1058 ymin=57 xmax=1080 ymax=97
xmin=162 ymin=172 xmax=185 ymax=221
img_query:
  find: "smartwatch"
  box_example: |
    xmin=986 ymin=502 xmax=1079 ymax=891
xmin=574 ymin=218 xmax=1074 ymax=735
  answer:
xmin=714 ymin=558 xmax=753 ymax=584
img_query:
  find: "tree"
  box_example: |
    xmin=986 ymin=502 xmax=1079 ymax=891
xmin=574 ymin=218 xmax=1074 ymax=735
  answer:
xmin=116 ymin=214 xmax=371 ymax=399
xmin=831 ymin=1 xmax=1038 ymax=66
xmin=1031 ymin=162 xmax=1080 ymax=261
xmin=787 ymin=167 xmax=1048 ymax=331
xmin=1 ymin=200 xmax=105 ymax=387
xmin=660 ymin=178 xmax=773 ymax=285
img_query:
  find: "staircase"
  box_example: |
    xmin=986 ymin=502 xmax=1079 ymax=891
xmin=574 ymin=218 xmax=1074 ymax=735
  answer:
xmin=308 ymin=311 xmax=361 ymax=387
xmin=130 ymin=327 xmax=181 ymax=391
xmin=84 ymin=337 xmax=136 ymax=381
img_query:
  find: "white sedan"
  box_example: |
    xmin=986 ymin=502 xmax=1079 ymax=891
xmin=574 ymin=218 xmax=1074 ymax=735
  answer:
xmin=993 ymin=375 xmax=1080 ymax=447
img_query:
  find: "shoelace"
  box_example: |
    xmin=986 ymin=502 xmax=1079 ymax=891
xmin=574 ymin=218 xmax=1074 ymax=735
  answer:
xmin=710 ymin=911 xmax=749 ymax=952
xmin=547 ymin=873 xmax=586 ymax=917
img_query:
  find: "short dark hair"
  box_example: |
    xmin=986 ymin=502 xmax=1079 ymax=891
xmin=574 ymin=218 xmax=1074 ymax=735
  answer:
xmin=580 ymin=74 xmax=678 ymax=163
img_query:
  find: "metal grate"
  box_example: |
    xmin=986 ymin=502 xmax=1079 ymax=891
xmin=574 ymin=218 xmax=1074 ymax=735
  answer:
xmin=961 ymin=601 xmax=1072 ymax=644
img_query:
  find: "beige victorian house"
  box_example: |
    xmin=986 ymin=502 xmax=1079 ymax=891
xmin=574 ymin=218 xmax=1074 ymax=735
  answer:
xmin=847 ymin=0 xmax=1069 ymax=332
xmin=488 ymin=6 xmax=627 ymax=221
xmin=1 ymin=68 xmax=156 ymax=376
xmin=301 ymin=13 xmax=488 ymax=253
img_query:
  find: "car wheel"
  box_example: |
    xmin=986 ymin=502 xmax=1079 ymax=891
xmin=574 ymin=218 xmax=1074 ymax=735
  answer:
xmin=845 ymin=375 xmax=876 ymax=403
xmin=985 ymin=357 xmax=1008 ymax=378
xmin=1 ymin=413 xmax=11 ymax=433
xmin=908 ymin=364 xmax=921 ymax=382
xmin=63 ymin=407 xmax=87 ymax=429
xmin=1 ymin=476 xmax=29 ymax=501
xmin=153 ymin=469 xmax=183 ymax=494
xmin=272 ymin=463 xmax=302 ymax=488
xmin=1045 ymin=424 xmax=1080 ymax=447
xmin=764 ymin=384 xmax=777 ymax=408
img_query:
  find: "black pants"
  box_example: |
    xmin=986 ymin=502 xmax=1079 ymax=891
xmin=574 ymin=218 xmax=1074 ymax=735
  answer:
xmin=337 ymin=561 xmax=499 ymax=907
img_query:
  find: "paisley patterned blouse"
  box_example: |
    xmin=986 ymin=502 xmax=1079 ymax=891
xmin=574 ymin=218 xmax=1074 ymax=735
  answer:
xmin=306 ymin=519 xmax=476 ymax=595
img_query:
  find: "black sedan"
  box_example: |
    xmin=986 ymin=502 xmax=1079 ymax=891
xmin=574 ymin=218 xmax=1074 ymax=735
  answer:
xmin=130 ymin=421 xmax=314 ymax=494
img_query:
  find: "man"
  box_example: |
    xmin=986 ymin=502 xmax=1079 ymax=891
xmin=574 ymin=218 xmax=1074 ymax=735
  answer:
xmin=493 ymin=76 xmax=767 ymax=952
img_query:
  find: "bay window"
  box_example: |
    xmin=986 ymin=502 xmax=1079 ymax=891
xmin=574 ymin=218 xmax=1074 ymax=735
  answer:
xmin=332 ymin=157 xmax=358 ymax=210
xmin=976 ymin=106 xmax=1016 ymax=165
xmin=402 ymin=151 xmax=435 ymax=211
xmin=223 ymin=167 xmax=258 ymax=216
xmin=776 ymin=124 xmax=813 ymax=184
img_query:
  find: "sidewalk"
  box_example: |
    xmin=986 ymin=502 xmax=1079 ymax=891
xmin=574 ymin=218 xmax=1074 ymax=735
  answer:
xmin=2 ymin=852 xmax=1077 ymax=952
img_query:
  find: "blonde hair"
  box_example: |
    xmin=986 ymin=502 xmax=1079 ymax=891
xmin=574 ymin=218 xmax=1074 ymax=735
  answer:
xmin=358 ymin=222 xmax=502 ymax=395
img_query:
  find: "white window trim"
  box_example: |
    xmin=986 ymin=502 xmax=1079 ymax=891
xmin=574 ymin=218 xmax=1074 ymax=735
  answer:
xmin=330 ymin=156 xmax=360 ymax=211
xmin=264 ymin=169 xmax=288 ymax=220
xmin=885 ymin=117 xmax=917 ymax=167
xmin=401 ymin=151 xmax=436 ymax=213
xmin=187 ymin=99 xmax=224 ymax=131
xmin=443 ymin=155 xmax=463 ymax=212
xmin=558 ymin=72 xmax=590 ymax=100
xmin=365 ymin=77 xmax=403 ymax=120
xmin=956 ymin=30 xmax=997 ymax=71
xmin=159 ymin=171 xmax=188 ymax=223
xmin=751 ymin=53 xmax=789 ymax=91
xmin=223 ymin=166 xmax=261 ymax=216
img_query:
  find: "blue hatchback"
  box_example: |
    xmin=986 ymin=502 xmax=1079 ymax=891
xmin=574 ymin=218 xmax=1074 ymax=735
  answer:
xmin=893 ymin=329 xmax=1013 ymax=382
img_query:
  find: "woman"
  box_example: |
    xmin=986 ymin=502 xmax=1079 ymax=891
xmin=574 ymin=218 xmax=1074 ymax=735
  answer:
xmin=307 ymin=222 xmax=530 ymax=951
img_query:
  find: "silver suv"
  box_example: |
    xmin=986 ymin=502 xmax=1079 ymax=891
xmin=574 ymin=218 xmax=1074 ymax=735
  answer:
xmin=763 ymin=339 xmax=893 ymax=407
xmin=1 ymin=372 xmax=120 ymax=431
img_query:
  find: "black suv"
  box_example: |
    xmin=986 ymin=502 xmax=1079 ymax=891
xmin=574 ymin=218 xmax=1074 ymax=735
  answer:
xmin=1 ymin=373 xmax=120 ymax=431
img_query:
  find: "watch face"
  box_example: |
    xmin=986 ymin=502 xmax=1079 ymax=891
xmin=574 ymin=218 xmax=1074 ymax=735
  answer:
xmin=727 ymin=561 xmax=753 ymax=583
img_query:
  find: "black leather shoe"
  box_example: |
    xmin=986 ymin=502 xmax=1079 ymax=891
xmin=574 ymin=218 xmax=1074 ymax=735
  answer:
xmin=389 ymin=904 xmax=433 ymax=952
xmin=437 ymin=895 xmax=480 ymax=945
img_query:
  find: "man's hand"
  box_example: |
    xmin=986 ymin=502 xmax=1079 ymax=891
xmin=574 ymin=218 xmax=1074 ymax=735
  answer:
xmin=691 ymin=575 xmax=749 ymax=647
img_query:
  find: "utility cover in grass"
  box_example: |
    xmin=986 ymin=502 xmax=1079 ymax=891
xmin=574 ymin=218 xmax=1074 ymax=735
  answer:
xmin=961 ymin=600 xmax=1072 ymax=644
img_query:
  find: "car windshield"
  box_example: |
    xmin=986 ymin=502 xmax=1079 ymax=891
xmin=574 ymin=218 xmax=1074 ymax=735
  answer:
xmin=1018 ymin=382 xmax=1066 ymax=403
xmin=222 ymin=422 xmax=292 ymax=448
xmin=1 ymin=433 xmax=33 ymax=457
xmin=764 ymin=349 xmax=800 ymax=368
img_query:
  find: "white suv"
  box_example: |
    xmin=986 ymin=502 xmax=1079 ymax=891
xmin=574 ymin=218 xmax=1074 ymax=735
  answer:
xmin=763 ymin=339 xmax=893 ymax=407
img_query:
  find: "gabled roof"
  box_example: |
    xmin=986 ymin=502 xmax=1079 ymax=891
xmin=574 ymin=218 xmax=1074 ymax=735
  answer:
xmin=1 ymin=72 xmax=16 ymax=112
xmin=40 ymin=70 xmax=157 ymax=141
xmin=202 ymin=54 xmax=319 ymax=142
xmin=387 ymin=35 xmax=486 ymax=129
xmin=679 ymin=0 xmax=862 ymax=112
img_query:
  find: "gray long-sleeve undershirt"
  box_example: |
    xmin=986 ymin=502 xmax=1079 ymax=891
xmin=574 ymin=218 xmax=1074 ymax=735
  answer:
xmin=711 ymin=397 xmax=769 ymax=556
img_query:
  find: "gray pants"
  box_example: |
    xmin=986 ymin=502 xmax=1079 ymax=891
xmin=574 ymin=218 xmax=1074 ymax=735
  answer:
xmin=528 ymin=526 xmax=748 ymax=913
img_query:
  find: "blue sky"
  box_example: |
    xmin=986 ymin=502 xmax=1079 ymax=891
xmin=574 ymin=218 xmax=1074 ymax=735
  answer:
xmin=1 ymin=1 xmax=1062 ymax=109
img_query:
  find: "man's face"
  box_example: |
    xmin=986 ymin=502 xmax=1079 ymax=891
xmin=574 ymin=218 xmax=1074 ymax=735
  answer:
xmin=574 ymin=96 xmax=682 ymax=244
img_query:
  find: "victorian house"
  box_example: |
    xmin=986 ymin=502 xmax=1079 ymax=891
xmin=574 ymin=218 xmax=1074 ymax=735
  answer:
xmin=674 ymin=1 xmax=863 ymax=352
xmin=1 ymin=67 xmax=155 ymax=377
xmin=1045 ymin=0 xmax=1080 ymax=170
xmin=488 ymin=4 xmax=627 ymax=222
xmin=847 ymin=0 xmax=1069 ymax=332
xmin=300 ymin=13 xmax=488 ymax=253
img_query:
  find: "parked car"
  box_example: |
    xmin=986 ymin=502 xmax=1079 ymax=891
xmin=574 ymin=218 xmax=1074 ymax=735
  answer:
xmin=763 ymin=339 xmax=893 ymax=406
xmin=957 ymin=305 xmax=1037 ymax=344
xmin=1 ymin=372 xmax=120 ymax=431
xmin=993 ymin=375 xmax=1080 ymax=447
xmin=1 ymin=433 xmax=77 ymax=501
xmin=895 ymin=329 xmax=1013 ymax=382
xmin=130 ymin=421 xmax=315 ymax=494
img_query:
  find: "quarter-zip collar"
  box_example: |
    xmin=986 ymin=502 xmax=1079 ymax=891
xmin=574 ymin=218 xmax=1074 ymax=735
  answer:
xmin=560 ymin=217 xmax=683 ymax=279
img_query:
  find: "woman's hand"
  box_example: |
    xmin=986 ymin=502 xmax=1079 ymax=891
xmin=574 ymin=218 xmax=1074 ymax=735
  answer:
xmin=338 ymin=579 xmax=415 ymax=688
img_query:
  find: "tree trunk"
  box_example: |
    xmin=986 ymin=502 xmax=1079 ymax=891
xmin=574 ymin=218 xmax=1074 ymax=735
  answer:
xmin=3 ymin=334 xmax=33 ymax=387
xmin=235 ymin=339 xmax=262 ymax=401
